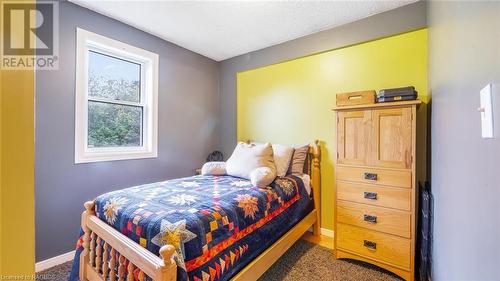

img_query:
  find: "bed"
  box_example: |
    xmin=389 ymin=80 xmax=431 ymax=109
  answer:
xmin=72 ymin=141 xmax=321 ymax=281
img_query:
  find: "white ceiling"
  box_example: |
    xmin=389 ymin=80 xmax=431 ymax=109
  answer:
xmin=69 ymin=0 xmax=417 ymax=61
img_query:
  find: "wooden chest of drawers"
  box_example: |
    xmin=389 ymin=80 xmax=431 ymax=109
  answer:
xmin=333 ymin=100 xmax=420 ymax=281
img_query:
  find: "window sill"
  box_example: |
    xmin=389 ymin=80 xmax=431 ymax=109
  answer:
xmin=75 ymin=150 xmax=158 ymax=164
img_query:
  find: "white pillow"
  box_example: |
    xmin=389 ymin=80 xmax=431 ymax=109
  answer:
xmin=250 ymin=167 xmax=276 ymax=188
xmin=271 ymin=144 xmax=294 ymax=177
xmin=201 ymin=162 xmax=226 ymax=175
xmin=226 ymin=142 xmax=276 ymax=180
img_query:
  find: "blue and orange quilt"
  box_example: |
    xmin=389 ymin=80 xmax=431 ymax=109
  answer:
xmin=69 ymin=174 xmax=313 ymax=281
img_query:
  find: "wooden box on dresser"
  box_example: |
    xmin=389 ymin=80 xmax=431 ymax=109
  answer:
xmin=332 ymin=100 xmax=421 ymax=281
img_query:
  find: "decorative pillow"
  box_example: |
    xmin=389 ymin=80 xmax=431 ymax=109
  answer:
xmin=250 ymin=167 xmax=276 ymax=188
xmin=287 ymin=144 xmax=309 ymax=176
xmin=226 ymin=142 xmax=276 ymax=180
xmin=271 ymin=144 xmax=294 ymax=177
xmin=201 ymin=161 xmax=226 ymax=176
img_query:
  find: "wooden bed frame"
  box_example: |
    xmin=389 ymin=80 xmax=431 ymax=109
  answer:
xmin=80 ymin=140 xmax=321 ymax=281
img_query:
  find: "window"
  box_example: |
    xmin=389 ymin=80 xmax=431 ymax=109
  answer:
xmin=75 ymin=28 xmax=158 ymax=163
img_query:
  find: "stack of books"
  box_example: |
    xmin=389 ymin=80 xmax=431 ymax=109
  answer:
xmin=377 ymin=86 xmax=417 ymax=102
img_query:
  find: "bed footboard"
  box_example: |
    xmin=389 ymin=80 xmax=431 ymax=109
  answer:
xmin=80 ymin=201 xmax=177 ymax=281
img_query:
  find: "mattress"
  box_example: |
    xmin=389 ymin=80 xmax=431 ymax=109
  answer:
xmin=69 ymin=174 xmax=313 ymax=281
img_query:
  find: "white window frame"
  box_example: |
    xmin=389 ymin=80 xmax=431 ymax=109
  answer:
xmin=75 ymin=28 xmax=158 ymax=163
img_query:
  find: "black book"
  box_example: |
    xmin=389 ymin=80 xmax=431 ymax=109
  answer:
xmin=377 ymin=94 xmax=417 ymax=103
xmin=378 ymin=86 xmax=416 ymax=98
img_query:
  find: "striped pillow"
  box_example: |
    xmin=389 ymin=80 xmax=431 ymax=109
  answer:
xmin=287 ymin=144 xmax=309 ymax=176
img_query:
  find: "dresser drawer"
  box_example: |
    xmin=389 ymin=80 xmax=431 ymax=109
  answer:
xmin=336 ymin=166 xmax=412 ymax=188
xmin=337 ymin=181 xmax=411 ymax=211
xmin=337 ymin=223 xmax=411 ymax=269
xmin=337 ymin=200 xmax=411 ymax=238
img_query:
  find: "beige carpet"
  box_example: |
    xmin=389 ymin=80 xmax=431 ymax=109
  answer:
xmin=40 ymin=240 xmax=401 ymax=281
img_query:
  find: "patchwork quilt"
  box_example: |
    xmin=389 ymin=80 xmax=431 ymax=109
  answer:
xmin=69 ymin=174 xmax=313 ymax=281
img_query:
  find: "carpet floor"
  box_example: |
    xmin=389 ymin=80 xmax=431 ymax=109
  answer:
xmin=40 ymin=240 xmax=401 ymax=281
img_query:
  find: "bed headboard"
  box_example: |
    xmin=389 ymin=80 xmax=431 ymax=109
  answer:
xmin=241 ymin=140 xmax=321 ymax=230
xmin=307 ymin=140 xmax=321 ymax=234
xmin=305 ymin=140 xmax=321 ymax=180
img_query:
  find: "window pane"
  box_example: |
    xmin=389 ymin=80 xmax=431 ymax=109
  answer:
xmin=88 ymin=51 xmax=141 ymax=103
xmin=88 ymin=101 xmax=143 ymax=148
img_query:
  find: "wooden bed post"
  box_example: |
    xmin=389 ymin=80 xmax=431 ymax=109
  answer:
xmin=80 ymin=200 xmax=95 ymax=281
xmin=310 ymin=140 xmax=321 ymax=237
xmin=159 ymin=245 xmax=177 ymax=281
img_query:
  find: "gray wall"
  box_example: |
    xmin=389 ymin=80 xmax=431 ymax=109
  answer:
xmin=218 ymin=1 xmax=427 ymax=157
xmin=35 ymin=2 xmax=219 ymax=261
xmin=428 ymin=1 xmax=500 ymax=280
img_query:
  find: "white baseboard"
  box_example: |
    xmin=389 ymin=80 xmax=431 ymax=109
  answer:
xmin=35 ymin=250 xmax=75 ymax=272
xmin=320 ymin=228 xmax=334 ymax=238
xmin=307 ymin=227 xmax=334 ymax=238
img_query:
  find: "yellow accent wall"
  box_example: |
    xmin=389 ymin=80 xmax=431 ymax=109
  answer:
xmin=0 ymin=0 xmax=36 ymax=275
xmin=237 ymin=29 xmax=428 ymax=230
xmin=0 ymin=69 xmax=35 ymax=276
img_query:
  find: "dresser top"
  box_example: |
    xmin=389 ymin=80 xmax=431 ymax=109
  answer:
xmin=332 ymin=99 xmax=421 ymax=111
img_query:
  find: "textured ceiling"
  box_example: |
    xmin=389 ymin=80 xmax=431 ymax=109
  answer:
xmin=69 ymin=0 xmax=417 ymax=61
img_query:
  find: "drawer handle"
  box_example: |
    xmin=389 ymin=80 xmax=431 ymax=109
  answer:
xmin=363 ymin=240 xmax=377 ymax=250
xmin=364 ymin=214 xmax=377 ymax=223
xmin=364 ymin=172 xmax=378 ymax=181
xmin=364 ymin=192 xmax=378 ymax=200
